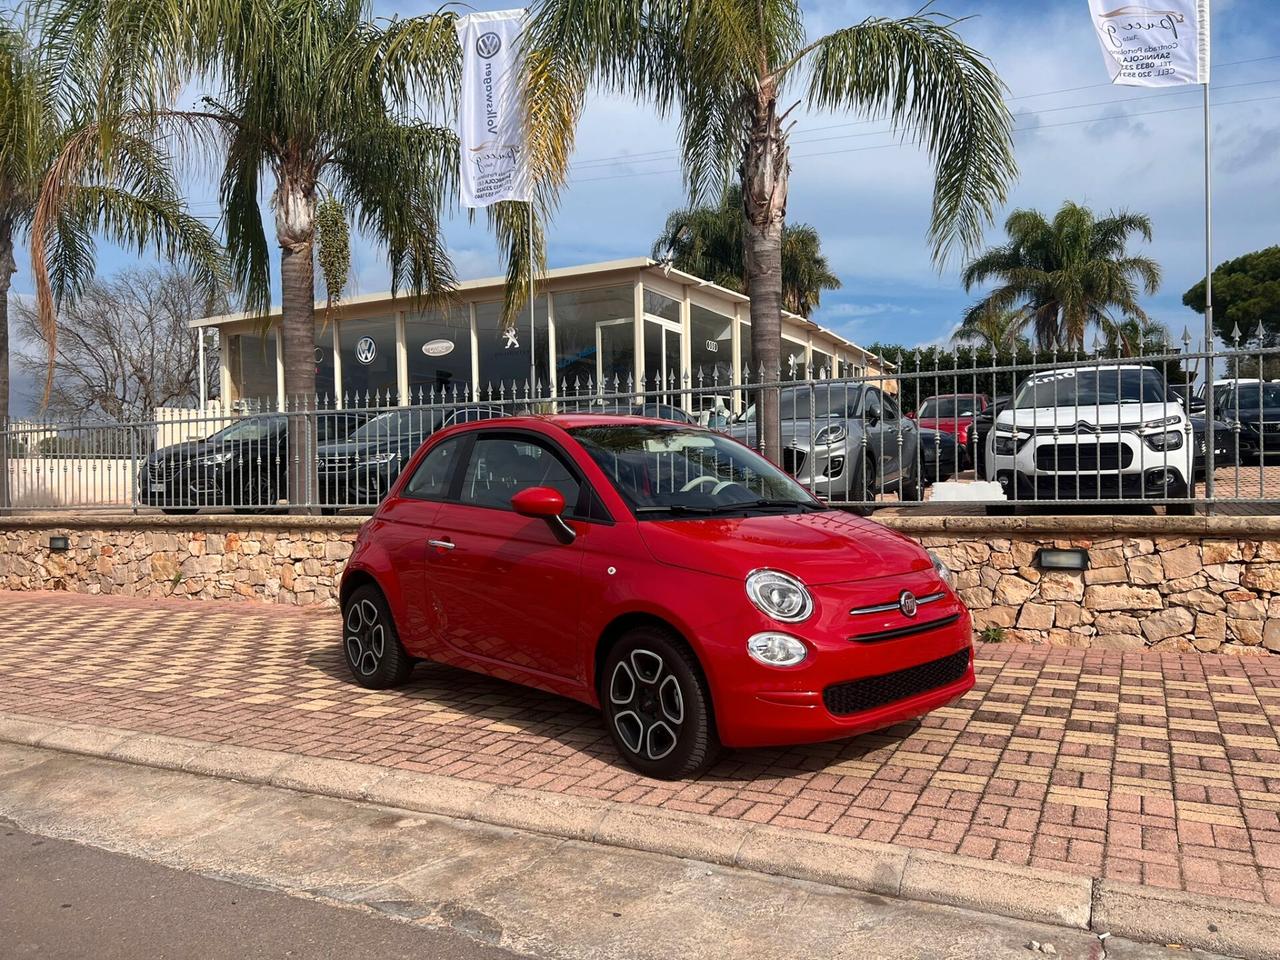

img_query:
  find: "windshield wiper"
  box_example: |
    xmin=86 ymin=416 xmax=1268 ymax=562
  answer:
xmin=634 ymin=504 xmax=715 ymax=515
xmin=706 ymin=499 xmax=821 ymax=514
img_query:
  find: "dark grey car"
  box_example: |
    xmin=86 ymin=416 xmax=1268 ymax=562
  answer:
xmin=725 ymin=383 xmax=921 ymax=503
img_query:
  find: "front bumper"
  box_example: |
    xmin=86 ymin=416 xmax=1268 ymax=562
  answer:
xmin=779 ymin=440 xmax=850 ymax=496
xmin=703 ymin=569 xmax=974 ymax=748
xmin=985 ymin=429 xmax=1193 ymax=501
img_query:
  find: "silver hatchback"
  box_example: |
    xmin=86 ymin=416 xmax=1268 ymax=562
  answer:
xmin=726 ymin=383 xmax=921 ymax=503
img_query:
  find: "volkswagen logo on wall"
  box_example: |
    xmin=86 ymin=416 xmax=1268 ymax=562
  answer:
xmin=354 ymin=336 xmax=377 ymax=365
xmin=475 ymin=32 xmax=502 ymax=58
xmin=898 ymin=590 xmax=918 ymax=618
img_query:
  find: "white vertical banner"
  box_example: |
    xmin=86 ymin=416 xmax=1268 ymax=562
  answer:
xmin=455 ymin=9 xmax=532 ymax=207
xmin=1086 ymin=2 xmax=1211 ymax=86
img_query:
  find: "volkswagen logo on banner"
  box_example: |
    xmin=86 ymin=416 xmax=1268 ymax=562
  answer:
xmin=898 ymin=590 xmax=919 ymax=618
xmin=475 ymin=31 xmax=501 ymax=58
xmin=354 ymin=337 xmax=377 ymax=365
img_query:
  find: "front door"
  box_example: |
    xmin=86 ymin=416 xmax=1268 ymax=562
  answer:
xmin=643 ymin=317 xmax=683 ymax=407
xmin=422 ymin=432 xmax=592 ymax=682
xmin=595 ymin=318 xmax=634 ymax=395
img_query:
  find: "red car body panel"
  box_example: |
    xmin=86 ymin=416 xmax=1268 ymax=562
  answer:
xmin=914 ymin=393 xmax=990 ymax=447
xmin=342 ymin=415 xmax=974 ymax=750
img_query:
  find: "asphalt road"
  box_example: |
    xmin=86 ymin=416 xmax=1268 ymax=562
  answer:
xmin=0 ymin=821 xmax=525 ymax=960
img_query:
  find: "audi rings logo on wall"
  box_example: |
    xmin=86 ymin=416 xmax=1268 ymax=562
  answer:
xmin=354 ymin=337 xmax=377 ymax=365
xmin=475 ymin=31 xmax=501 ymax=58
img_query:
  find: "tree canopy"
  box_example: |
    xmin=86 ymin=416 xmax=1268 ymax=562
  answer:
xmin=1183 ymin=245 xmax=1280 ymax=344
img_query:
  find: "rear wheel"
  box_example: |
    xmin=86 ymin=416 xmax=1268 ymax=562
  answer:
xmin=342 ymin=584 xmax=414 ymax=689
xmin=600 ymin=626 xmax=720 ymax=780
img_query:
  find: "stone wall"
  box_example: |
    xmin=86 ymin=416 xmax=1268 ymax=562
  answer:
xmin=1 ymin=513 xmax=1279 ymax=655
xmin=0 ymin=516 xmax=360 ymax=607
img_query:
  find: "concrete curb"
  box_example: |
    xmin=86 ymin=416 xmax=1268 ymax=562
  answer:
xmin=2 ymin=713 xmax=1277 ymax=959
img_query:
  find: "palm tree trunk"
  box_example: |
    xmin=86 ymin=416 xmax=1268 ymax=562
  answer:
xmin=742 ymin=83 xmax=789 ymax=460
xmin=0 ymin=222 xmax=14 ymax=513
xmin=276 ymin=180 xmax=317 ymax=514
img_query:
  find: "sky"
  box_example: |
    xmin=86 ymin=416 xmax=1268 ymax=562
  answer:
xmin=9 ymin=0 xmax=1280 ymax=413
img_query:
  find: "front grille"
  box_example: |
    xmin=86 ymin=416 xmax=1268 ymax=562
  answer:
xmin=782 ymin=447 xmax=807 ymax=476
xmin=321 ymin=455 xmax=357 ymax=472
xmin=1035 ymin=442 xmax=1131 ymax=472
xmin=822 ymin=648 xmax=971 ymax=717
xmin=147 ymin=463 xmax=170 ymax=483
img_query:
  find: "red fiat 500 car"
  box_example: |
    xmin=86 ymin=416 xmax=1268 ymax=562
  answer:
xmin=339 ymin=415 xmax=974 ymax=779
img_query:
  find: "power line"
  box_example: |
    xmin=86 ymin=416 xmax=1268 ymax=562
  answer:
xmin=570 ymin=92 xmax=1280 ymax=184
xmin=567 ymin=54 xmax=1280 ymax=171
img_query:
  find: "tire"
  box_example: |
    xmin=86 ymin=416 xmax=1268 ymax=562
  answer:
xmin=599 ymin=625 xmax=721 ymax=780
xmin=899 ymin=466 xmax=924 ymax=502
xmin=845 ymin=454 xmax=877 ymax=516
xmin=341 ymin=583 xmax=414 ymax=689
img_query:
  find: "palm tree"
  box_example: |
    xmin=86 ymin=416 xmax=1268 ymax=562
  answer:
xmin=1105 ymin=316 xmax=1170 ymax=358
xmin=652 ymin=185 xmax=840 ymax=319
xmin=961 ymin=202 xmax=1162 ymax=352
xmin=952 ymin=306 xmax=1027 ymax=352
xmin=527 ymin=2 xmax=1016 ymax=454
xmin=46 ymin=0 xmax=544 ymax=507
xmin=0 ymin=19 xmax=220 ymax=509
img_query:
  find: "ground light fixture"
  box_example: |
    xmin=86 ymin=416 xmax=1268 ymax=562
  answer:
xmin=48 ymin=535 xmax=70 ymax=552
xmin=1035 ymin=547 xmax=1089 ymax=571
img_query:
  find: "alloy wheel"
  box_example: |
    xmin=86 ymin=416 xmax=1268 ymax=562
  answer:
xmin=345 ymin=598 xmax=386 ymax=677
xmin=609 ymin=648 xmax=684 ymax=761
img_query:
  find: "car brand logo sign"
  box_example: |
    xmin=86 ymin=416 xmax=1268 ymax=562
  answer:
xmin=354 ymin=337 xmax=377 ymax=365
xmin=421 ymin=339 xmax=455 ymax=357
xmin=475 ymin=31 xmax=502 ymax=58
xmin=898 ymin=590 xmax=918 ymax=618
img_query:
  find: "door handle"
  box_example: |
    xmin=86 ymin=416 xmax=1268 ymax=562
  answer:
xmin=427 ymin=539 xmax=456 ymax=551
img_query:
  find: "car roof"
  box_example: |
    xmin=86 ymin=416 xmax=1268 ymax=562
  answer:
xmin=448 ymin=413 xmax=706 ymax=431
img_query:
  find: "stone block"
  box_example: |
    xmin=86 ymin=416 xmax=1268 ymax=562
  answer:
xmin=1039 ymin=571 xmax=1085 ymax=601
xmin=1127 ymin=554 xmax=1164 ymax=585
xmin=1083 ymin=585 xmax=1162 ymax=612
xmin=994 ymin=575 xmax=1037 ymax=606
xmin=1228 ymin=619 xmax=1264 ymax=646
xmin=1017 ymin=603 xmax=1055 ymax=631
xmin=1160 ymin=544 xmax=1202 ymax=581
xmin=1140 ymin=607 xmax=1194 ymax=643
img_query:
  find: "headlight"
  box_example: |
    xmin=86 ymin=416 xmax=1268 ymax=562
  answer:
xmin=992 ymin=425 xmax=1028 ymax=456
xmin=196 ymin=451 xmax=234 ymax=466
xmin=745 ymin=569 xmax=813 ymax=623
xmin=1146 ymin=431 xmax=1184 ymax=451
xmin=928 ymin=551 xmax=953 ymax=587
xmin=359 ymin=451 xmax=400 ymax=466
xmin=746 ymin=632 xmax=808 ymax=667
xmin=1141 ymin=416 xmax=1181 ymax=431
xmin=814 ymin=424 xmax=847 ymax=446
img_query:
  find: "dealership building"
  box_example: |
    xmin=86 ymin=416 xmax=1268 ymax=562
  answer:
xmin=193 ymin=257 xmax=889 ymax=411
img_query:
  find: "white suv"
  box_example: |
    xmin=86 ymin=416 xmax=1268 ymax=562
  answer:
xmin=984 ymin=364 xmax=1193 ymax=505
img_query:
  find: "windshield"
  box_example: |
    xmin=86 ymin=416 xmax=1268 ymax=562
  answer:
xmin=349 ymin=409 xmax=432 ymax=442
xmin=918 ymin=396 xmax=979 ymax=419
xmin=209 ymin=415 xmax=283 ymax=443
xmin=1217 ymin=383 xmax=1280 ymax=411
xmin=738 ymin=384 xmax=862 ymax=423
xmin=570 ymin=425 xmax=821 ymax=518
xmin=1013 ymin=369 xmax=1167 ymax=408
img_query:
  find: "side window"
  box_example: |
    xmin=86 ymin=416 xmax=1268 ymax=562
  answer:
xmin=863 ymin=390 xmax=883 ymax=422
xmin=403 ymin=436 xmax=464 ymax=501
xmin=459 ymin=436 xmax=582 ymax=513
xmin=881 ymin=394 xmax=901 ymax=421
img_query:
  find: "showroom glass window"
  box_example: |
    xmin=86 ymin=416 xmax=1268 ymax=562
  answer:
xmin=229 ymin=331 xmax=277 ymax=407
xmin=315 ymin=327 xmax=337 ymax=402
xmin=783 ymin=338 xmax=808 ymax=380
xmin=690 ymin=304 xmax=734 ymax=385
xmin=738 ymin=321 xmax=753 ymax=379
xmin=339 ymin=315 xmax=398 ymax=402
xmin=475 ymin=297 xmax=549 ymax=395
xmin=553 ymin=285 xmax=634 ymax=394
xmin=810 ymin=348 xmax=833 ymax=379
xmin=406 ymin=305 xmax=472 ymax=400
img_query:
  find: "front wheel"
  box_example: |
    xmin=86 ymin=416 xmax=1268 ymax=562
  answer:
xmin=600 ymin=626 xmax=720 ymax=780
xmin=899 ymin=465 xmax=924 ymax=502
xmin=342 ymin=584 xmax=414 ymax=689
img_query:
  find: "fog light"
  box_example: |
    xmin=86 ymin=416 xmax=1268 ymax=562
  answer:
xmin=746 ymin=632 xmax=808 ymax=668
xmin=825 ymin=456 xmax=845 ymax=478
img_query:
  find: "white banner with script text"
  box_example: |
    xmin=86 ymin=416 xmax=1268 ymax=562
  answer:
xmin=456 ymin=9 xmax=531 ymax=207
xmin=1087 ymin=1 xmax=1210 ymax=86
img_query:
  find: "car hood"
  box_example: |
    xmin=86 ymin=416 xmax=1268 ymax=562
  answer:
xmin=636 ymin=510 xmax=932 ymax=586
xmin=996 ymin=402 xmax=1183 ymax=430
xmin=727 ymin=417 xmax=856 ymax=448
xmin=916 ymin=417 xmax=973 ymax=431
xmin=151 ymin=440 xmax=204 ymax=463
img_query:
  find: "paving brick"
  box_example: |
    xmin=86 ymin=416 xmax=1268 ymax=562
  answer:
xmin=2 ymin=590 xmax=1278 ymax=906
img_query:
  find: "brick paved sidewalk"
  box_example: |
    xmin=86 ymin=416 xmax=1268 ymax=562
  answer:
xmin=3 ymin=591 xmax=1279 ymax=905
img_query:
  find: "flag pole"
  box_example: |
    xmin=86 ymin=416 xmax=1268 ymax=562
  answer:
xmin=1202 ymin=80 xmax=1216 ymax=506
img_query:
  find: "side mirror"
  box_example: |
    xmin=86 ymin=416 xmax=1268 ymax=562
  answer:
xmin=1189 ymin=397 xmax=1207 ymax=414
xmin=511 ymin=486 xmax=575 ymax=544
xmin=906 ymin=411 xmax=916 ymax=420
xmin=866 ymin=411 xmax=881 ymax=427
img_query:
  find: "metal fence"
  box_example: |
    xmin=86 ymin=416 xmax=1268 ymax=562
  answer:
xmin=3 ymin=336 xmax=1280 ymax=515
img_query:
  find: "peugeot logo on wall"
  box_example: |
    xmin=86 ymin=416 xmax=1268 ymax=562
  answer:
xmin=354 ymin=336 xmax=377 ymax=365
xmin=476 ymin=32 xmax=502 ymax=58
xmin=898 ymin=590 xmax=918 ymax=618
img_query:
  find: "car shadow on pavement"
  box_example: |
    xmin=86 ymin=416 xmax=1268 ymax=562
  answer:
xmin=305 ymin=648 xmax=926 ymax=785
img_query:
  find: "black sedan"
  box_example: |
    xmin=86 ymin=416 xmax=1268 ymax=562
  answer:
xmin=1214 ymin=383 xmax=1280 ymax=464
xmin=317 ymin=405 xmax=504 ymax=507
xmin=139 ymin=411 xmax=370 ymax=512
xmin=917 ymin=427 xmax=962 ymax=486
